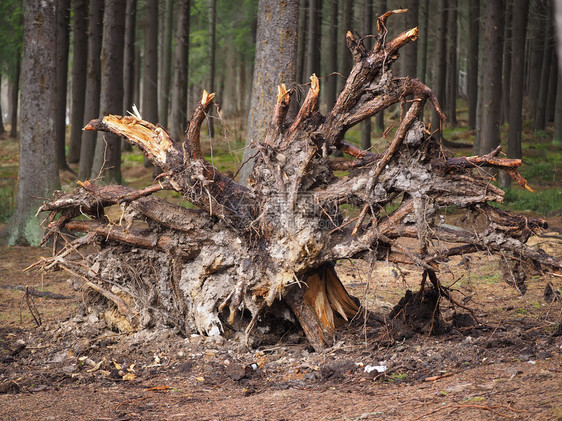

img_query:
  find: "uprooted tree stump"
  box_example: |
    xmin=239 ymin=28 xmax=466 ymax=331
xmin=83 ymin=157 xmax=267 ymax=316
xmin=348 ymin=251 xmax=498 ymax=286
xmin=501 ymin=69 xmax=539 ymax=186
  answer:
xmin=34 ymin=11 xmax=561 ymax=351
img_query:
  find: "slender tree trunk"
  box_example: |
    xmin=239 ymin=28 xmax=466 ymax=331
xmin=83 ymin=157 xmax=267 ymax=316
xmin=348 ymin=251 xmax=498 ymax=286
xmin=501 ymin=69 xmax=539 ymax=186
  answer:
xmin=238 ymin=0 xmax=299 ymax=185
xmin=467 ymin=0 xmax=480 ymax=130
xmin=501 ymin=0 xmax=512 ymax=126
xmin=341 ymin=0 xmax=354 ymax=79
xmin=418 ymin=0 xmax=429 ymax=84
xmin=307 ymin=0 xmax=322 ymax=77
xmin=68 ymin=0 xmax=89 ymax=164
xmin=9 ymin=57 xmax=21 ymax=139
xmin=297 ymin=0 xmax=308 ymax=84
xmin=123 ymin=0 xmax=137 ymax=114
xmin=431 ymin=0 xmax=448 ymax=140
xmin=479 ymin=0 xmax=505 ymax=155
xmin=208 ymin=0 xmax=216 ymax=138
xmin=546 ymin=52 xmax=558 ymax=122
xmin=55 ymin=0 xmax=71 ymax=171
xmin=158 ymin=0 xmax=172 ymax=128
xmin=375 ymin=0 xmax=387 ymax=133
xmin=78 ymin=0 xmax=104 ymax=181
xmin=361 ymin=0 xmax=373 ymax=150
xmin=0 ymin=79 xmax=5 ymax=134
xmin=507 ymin=0 xmax=529 ymax=169
xmin=142 ymin=0 xmax=158 ymax=125
xmin=325 ymin=0 xmax=338 ymax=110
xmin=527 ymin=0 xmax=548 ymax=119
xmin=91 ymin=0 xmax=126 ymax=183
xmin=7 ymin=0 xmax=60 ymax=246
xmin=401 ymin=0 xmax=419 ymax=78
xmin=445 ymin=0 xmax=458 ymax=126
xmin=169 ymin=0 xmax=190 ymax=142
xmin=554 ymin=71 xmax=562 ymax=143
xmin=535 ymin=13 xmax=553 ymax=132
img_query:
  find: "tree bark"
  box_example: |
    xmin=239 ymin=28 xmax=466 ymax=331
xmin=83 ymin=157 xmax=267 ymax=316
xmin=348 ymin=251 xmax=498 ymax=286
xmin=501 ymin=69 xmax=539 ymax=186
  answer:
xmin=296 ymin=0 xmax=308 ymax=85
xmin=445 ymin=0 xmax=457 ymax=126
xmin=467 ymin=0 xmax=480 ymax=130
xmin=374 ymin=0 xmax=387 ymax=133
xmin=527 ymin=0 xmax=548 ymax=119
xmin=360 ymin=0 xmax=373 ymax=150
xmin=479 ymin=0 xmax=505 ymax=155
xmin=55 ymin=0 xmax=71 ymax=171
xmin=431 ymin=0 xmax=447 ymax=140
xmin=9 ymin=57 xmax=20 ymax=139
xmin=501 ymin=0 xmax=512 ymax=126
xmin=158 ymin=0 xmax=172 ymax=128
xmin=0 ymin=79 xmax=5 ymax=134
xmin=546 ymin=51 xmax=558 ymax=123
xmin=207 ymin=0 xmax=216 ymax=138
xmin=78 ymin=0 xmax=104 ymax=181
xmin=534 ymin=16 xmax=553 ymax=132
xmin=169 ymin=0 xmax=190 ymax=143
xmin=238 ymin=0 xmax=298 ymax=185
xmin=325 ymin=0 xmax=338 ymax=110
xmin=418 ymin=0 xmax=429 ymax=84
xmin=142 ymin=0 xmax=158 ymax=124
xmin=306 ymin=0 xmax=322 ymax=78
xmin=507 ymin=0 xmax=529 ymax=166
xmin=91 ymin=0 xmax=125 ymax=183
xmin=7 ymin=0 xmax=60 ymax=245
xmin=123 ymin=0 xmax=137 ymax=115
xmin=68 ymin=0 xmax=89 ymax=164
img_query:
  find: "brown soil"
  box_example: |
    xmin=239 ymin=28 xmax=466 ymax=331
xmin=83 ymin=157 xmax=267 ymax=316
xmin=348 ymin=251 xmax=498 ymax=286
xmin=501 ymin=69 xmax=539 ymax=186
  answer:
xmin=1 ymin=231 xmax=561 ymax=420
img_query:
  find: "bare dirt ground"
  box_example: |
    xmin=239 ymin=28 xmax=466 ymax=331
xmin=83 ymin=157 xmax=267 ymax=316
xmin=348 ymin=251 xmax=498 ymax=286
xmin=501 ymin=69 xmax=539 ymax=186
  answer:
xmin=1 ymin=226 xmax=561 ymax=420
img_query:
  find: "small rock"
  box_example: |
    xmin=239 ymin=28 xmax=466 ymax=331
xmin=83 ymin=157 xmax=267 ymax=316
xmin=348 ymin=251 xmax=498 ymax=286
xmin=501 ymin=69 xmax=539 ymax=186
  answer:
xmin=225 ymin=363 xmax=246 ymax=381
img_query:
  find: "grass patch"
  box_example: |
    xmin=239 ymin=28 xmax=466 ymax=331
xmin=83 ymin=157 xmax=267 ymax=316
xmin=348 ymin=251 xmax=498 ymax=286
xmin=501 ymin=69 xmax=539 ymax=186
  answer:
xmin=499 ymin=187 xmax=562 ymax=215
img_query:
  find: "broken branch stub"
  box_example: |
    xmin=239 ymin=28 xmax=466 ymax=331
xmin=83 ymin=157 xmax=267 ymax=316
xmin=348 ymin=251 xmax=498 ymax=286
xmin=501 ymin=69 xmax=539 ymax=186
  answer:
xmin=37 ymin=11 xmax=560 ymax=351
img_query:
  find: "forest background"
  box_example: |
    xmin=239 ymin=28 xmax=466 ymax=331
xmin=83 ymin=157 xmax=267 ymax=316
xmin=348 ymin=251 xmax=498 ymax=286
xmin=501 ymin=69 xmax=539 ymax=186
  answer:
xmin=0 ymin=0 xmax=561 ymax=245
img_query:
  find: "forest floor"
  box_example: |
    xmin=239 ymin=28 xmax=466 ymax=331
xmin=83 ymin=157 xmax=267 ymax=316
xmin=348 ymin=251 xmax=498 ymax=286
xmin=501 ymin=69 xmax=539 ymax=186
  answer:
xmin=1 ymin=121 xmax=562 ymax=420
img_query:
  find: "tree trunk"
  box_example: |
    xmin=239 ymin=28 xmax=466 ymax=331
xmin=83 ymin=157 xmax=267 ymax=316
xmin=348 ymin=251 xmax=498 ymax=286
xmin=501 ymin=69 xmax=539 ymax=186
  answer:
xmin=0 ymin=79 xmax=5 ymax=134
xmin=501 ymin=0 xmax=512 ymax=126
xmin=341 ymin=0 xmax=354 ymax=79
xmin=445 ymin=0 xmax=457 ymax=126
xmin=431 ymin=0 xmax=447 ymax=140
xmin=534 ymin=17 xmax=553 ymax=132
xmin=307 ymin=0 xmax=322 ymax=78
xmin=554 ymin=71 xmax=562 ymax=143
xmin=374 ymin=0 xmax=387 ymax=133
xmin=37 ymin=12 xmax=561 ymax=352
xmin=68 ymin=0 xmax=89 ymax=164
xmin=546 ymin=52 xmax=558 ymax=123
xmin=238 ymin=0 xmax=299 ymax=185
xmin=169 ymin=0 xmax=190 ymax=142
xmin=360 ymin=0 xmax=373 ymax=150
xmin=6 ymin=0 xmax=60 ymax=246
xmin=142 ymin=0 xmax=158 ymax=125
xmin=91 ymin=0 xmax=125 ymax=183
xmin=418 ymin=0 xmax=429 ymax=84
xmin=526 ymin=0 xmax=548 ymax=119
xmin=507 ymin=0 xmax=529 ymax=168
xmin=207 ymin=0 xmax=216 ymax=138
xmin=296 ymin=0 xmax=308 ymax=85
xmin=78 ymin=0 xmax=104 ymax=181
xmin=479 ymin=0 xmax=504 ymax=155
xmin=325 ymin=0 xmax=338 ymax=110
xmin=55 ymin=0 xmax=71 ymax=171
xmin=158 ymin=0 xmax=172 ymax=129
xmin=400 ymin=0 xmax=418 ymax=79
xmin=467 ymin=0 xmax=480 ymax=130
xmin=9 ymin=57 xmax=21 ymax=139
xmin=123 ymin=0 xmax=137 ymax=115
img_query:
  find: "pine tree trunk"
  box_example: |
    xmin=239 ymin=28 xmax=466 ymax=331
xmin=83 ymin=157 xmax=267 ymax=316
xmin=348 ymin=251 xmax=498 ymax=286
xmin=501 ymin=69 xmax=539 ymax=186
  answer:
xmin=169 ymin=0 xmax=190 ymax=142
xmin=142 ymin=0 xmax=158 ymax=124
xmin=534 ymin=16 xmax=553 ymax=132
xmin=546 ymin=53 xmax=558 ymax=123
xmin=360 ymin=0 xmax=373 ymax=150
xmin=325 ymin=0 xmax=338 ymax=110
xmin=9 ymin=57 xmax=20 ymax=139
xmin=507 ymin=0 xmax=529 ymax=167
xmin=238 ymin=0 xmax=299 ymax=185
xmin=158 ymin=0 xmax=172 ymax=128
xmin=207 ymin=0 xmax=216 ymax=138
xmin=418 ymin=0 xmax=429 ymax=84
xmin=68 ymin=0 xmax=89 ymax=164
xmin=0 ymin=79 xmax=5 ymax=134
xmin=91 ymin=0 xmax=126 ymax=183
xmin=480 ymin=0 xmax=505 ymax=155
xmin=55 ymin=0 xmax=70 ymax=171
xmin=307 ymin=0 xmax=322 ymax=77
xmin=501 ymin=0 xmax=512 ymax=126
xmin=445 ymin=0 xmax=457 ymax=126
xmin=79 ymin=0 xmax=104 ymax=181
xmin=526 ymin=0 xmax=547 ymax=119
xmin=467 ymin=0 xmax=480 ymax=130
xmin=431 ymin=0 xmax=447 ymax=140
xmin=296 ymin=0 xmax=308 ymax=85
xmin=7 ymin=0 xmax=60 ymax=246
xmin=374 ymin=0 xmax=387 ymax=133
xmin=123 ymin=0 xmax=137 ymax=114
